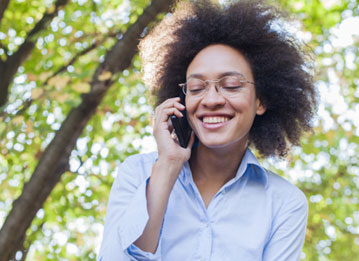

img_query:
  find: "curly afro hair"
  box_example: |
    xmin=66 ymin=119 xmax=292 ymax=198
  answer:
xmin=139 ymin=0 xmax=317 ymax=158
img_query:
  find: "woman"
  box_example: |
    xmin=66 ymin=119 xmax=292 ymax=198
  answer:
xmin=98 ymin=0 xmax=317 ymax=260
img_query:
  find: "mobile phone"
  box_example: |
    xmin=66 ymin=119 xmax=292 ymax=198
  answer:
xmin=170 ymin=92 xmax=192 ymax=148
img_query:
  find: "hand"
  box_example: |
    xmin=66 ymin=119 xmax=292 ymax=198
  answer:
xmin=153 ymin=97 xmax=195 ymax=164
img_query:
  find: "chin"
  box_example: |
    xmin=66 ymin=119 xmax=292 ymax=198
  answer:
xmin=197 ymin=134 xmax=248 ymax=150
xmin=197 ymin=137 xmax=233 ymax=149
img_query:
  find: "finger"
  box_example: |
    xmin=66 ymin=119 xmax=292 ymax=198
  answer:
xmin=155 ymin=98 xmax=183 ymax=120
xmin=159 ymin=97 xmax=184 ymax=111
xmin=168 ymin=118 xmax=174 ymax=133
xmin=173 ymin=102 xmax=185 ymax=111
xmin=186 ymin=131 xmax=196 ymax=149
xmin=158 ymin=97 xmax=181 ymax=109
xmin=170 ymin=129 xmax=179 ymax=142
xmin=172 ymin=108 xmax=184 ymax=118
xmin=157 ymin=108 xmax=183 ymax=122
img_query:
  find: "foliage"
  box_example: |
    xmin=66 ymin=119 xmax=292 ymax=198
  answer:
xmin=0 ymin=0 xmax=155 ymax=259
xmin=0 ymin=0 xmax=358 ymax=260
xmin=266 ymin=0 xmax=359 ymax=260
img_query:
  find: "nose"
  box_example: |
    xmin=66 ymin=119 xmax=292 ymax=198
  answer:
xmin=201 ymin=83 xmax=226 ymax=108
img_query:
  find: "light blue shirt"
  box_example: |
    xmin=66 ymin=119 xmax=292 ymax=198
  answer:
xmin=98 ymin=149 xmax=308 ymax=261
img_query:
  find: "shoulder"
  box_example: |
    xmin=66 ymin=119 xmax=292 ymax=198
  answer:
xmin=122 ymin=151 xmax=158 ymax=167
xmin=264 ymin=169 xmax=308 ymax=210
xmin=113 ymin=151 xmax=159 ymax=187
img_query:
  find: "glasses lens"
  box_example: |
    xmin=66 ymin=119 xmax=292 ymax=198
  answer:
xmin=186 ymin=79 xmax=206 ymax=96
xmin=219 ymin=75 xmax=244 ymax=88
xmin=219 ymin=75 xmax=244 ymax=96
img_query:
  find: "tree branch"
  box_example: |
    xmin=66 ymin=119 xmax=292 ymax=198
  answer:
xmin=0 ymin=0 xmax=69 ymax=108
xmin=0 ymin=31 xmax=117 ymax=118
xmin=0 ymin=0 xmax=10 ymax=25
xmin=44 ymin=31 xmax=117 ymax=85
xmin=0 ymin=0 xmax=174 ymax=259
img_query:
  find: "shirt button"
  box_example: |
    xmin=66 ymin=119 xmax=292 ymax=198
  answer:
xmin=221 ymin=189 xmax=226 ymax=195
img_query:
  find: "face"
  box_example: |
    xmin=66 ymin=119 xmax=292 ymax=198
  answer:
xmin=185 ymin=44 xmax=265 ymax=149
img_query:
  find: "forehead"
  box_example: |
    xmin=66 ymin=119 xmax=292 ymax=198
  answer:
xmin=186 ymin=44 xmax=253 ymax=80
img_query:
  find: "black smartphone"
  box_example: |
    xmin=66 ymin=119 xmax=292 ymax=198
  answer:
xmin=170 ymin=92 xmax=192 ymax=148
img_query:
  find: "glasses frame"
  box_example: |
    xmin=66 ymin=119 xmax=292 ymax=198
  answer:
xmin=178 ymin=74 xmax=255 ymax=97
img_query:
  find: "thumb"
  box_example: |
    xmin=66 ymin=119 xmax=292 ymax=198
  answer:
xmin=186 ymin=132 xmax=196 ymax=149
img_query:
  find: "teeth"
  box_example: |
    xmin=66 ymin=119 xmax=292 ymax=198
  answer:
xmin=203 ymin=116 xmax=229 ymax=124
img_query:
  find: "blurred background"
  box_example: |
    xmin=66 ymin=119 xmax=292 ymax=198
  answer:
xmin=0 ymin=0 xmax=358 ymax=260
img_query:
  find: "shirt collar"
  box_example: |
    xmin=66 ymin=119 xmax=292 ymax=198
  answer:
xmin=237 ymin=149 xmax=268 ymax=189
xmin=179 ymin=148 xmax=268 ymax=189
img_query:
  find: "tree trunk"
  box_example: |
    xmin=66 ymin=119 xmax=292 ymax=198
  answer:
xmin=0 ymin=0 xmax=174 ymax=259
xmin=0 ymin=0 xmax=10 ymax=24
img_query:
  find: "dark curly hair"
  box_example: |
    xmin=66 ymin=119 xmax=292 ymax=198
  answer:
xmin=139 ymin=0 xmax=317 ymax=158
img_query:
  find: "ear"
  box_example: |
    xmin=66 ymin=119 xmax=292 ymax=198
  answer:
xmin=256 ymin=98 xmax=266 ymax=115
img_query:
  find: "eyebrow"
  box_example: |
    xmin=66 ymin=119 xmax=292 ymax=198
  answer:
xmin=187 ymin=71 xmax=245 ymax=80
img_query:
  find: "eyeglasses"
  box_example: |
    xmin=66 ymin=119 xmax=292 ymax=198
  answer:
xmin=179 ymin=74 xmax=254 ymax=98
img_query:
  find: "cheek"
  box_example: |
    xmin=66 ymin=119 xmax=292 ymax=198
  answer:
xmin=185 ymin=98 xmax=197 ymax=115
xmin=231 ymin=93 xmax=258 ymax=111
xmin=230 ymin=98 xmax=252 ymax=111
xmin=185 ymin=99 xmax=201 ymax=132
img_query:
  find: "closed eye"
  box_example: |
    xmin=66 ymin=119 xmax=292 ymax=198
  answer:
xmin=222 ymin=86 xmax=242 ymax=91
xmin=189 ymin=88 xmax=205 ymax=93
xmin=188 ymin=85 xmax=206 ymax=91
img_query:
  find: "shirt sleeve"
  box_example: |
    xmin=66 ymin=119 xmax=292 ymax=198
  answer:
xmin=97 ymin=155 xmax=162 ymax=261
xmin=262 ymin=188 xmax=308 ymax=261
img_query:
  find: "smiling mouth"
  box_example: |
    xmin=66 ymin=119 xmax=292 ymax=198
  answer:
xmin=202 ymin=116 xmax=230 ymax=124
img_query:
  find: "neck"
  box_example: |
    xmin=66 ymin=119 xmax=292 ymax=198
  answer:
xmin=190 ymin=141 xmax=247 ymax=186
